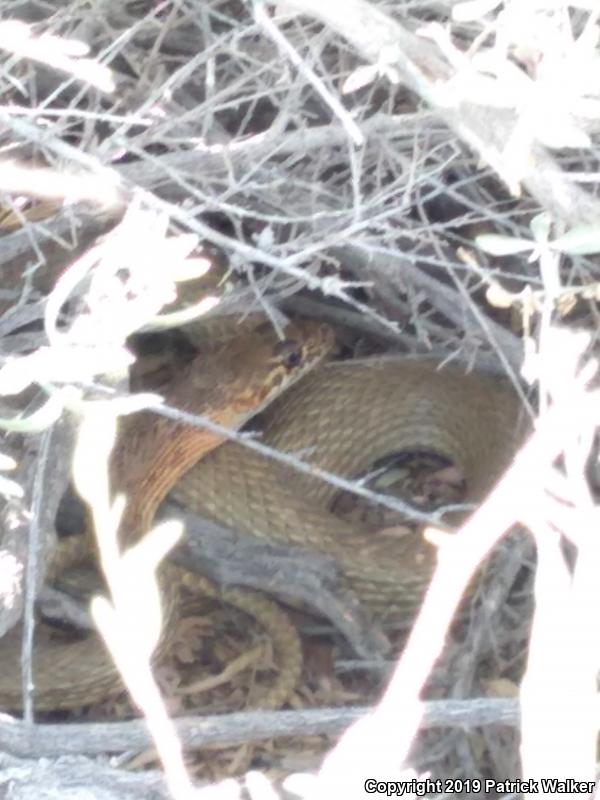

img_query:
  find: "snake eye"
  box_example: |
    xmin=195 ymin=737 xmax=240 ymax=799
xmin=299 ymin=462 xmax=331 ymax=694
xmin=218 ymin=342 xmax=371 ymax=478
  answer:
xmin=273 ymin=339 xmax=303 ymax=371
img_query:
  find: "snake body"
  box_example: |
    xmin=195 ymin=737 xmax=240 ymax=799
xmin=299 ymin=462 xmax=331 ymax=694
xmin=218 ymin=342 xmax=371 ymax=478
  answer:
xmin=0 ymin=334 xmax=526 ymax=710
xmin=0 ymin=320 xmax=333 ymax=710
xmin=172 ymin=358 xmax=527 ymax=623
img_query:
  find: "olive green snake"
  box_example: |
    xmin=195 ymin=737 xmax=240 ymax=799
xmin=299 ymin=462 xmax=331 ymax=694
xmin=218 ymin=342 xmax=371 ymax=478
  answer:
xmin=0 ymin=320 xmax=526 ymax=710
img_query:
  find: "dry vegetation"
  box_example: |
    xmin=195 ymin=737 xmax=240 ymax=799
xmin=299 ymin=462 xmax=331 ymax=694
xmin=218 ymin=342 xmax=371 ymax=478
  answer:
xmin=1 ymin=1 xmax=600 ymax=798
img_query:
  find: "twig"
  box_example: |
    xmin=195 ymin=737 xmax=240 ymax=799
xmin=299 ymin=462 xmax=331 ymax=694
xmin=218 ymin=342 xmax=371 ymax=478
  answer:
xmin=0 ymin=751 xmax=168 ymax=800
xmin=252 ymin=1 xmax=363 ymax=146
xmin=280 ymin=0 xmax=600 ymax=226
xmin=0 ymin=698 xmax=525 ymax=759
xmin=20 ymin=428 xmax=52 ymax=722
xmin=331 ymin=244 xmax=527 ymax=377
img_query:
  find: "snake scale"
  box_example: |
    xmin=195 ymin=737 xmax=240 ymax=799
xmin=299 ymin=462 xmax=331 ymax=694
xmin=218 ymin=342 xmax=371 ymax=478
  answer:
xmin=0 ymin=321 xmax=526 ymax=710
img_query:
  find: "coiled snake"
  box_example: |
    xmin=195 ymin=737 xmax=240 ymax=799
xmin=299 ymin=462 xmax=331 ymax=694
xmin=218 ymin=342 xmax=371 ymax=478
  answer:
xmin=173 ymin=356 xmax=526 ymax=622
xmin=0 ymin=319 xmax=332 ymax=709
xmin=0 ymin=323 xmax=525 ymax=710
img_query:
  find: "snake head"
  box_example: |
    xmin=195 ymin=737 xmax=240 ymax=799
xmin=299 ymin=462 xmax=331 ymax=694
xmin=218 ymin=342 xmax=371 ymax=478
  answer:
xmin=178 ymin=318 xmax=334 ymax=416
xmin=269 ymin=319 xmax=334 ymax=368
xmin=261 ymin=319 xmax=334 ymax=396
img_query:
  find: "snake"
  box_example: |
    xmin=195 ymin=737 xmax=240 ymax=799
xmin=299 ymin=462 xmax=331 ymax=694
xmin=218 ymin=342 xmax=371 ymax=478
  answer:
xmin=0 ymin=327 xmax=527 ymax=711
xmin=172 ymin=356 xmax=527 ymax=623
xmin=0 ymin=318 xmax=333 ymax=710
